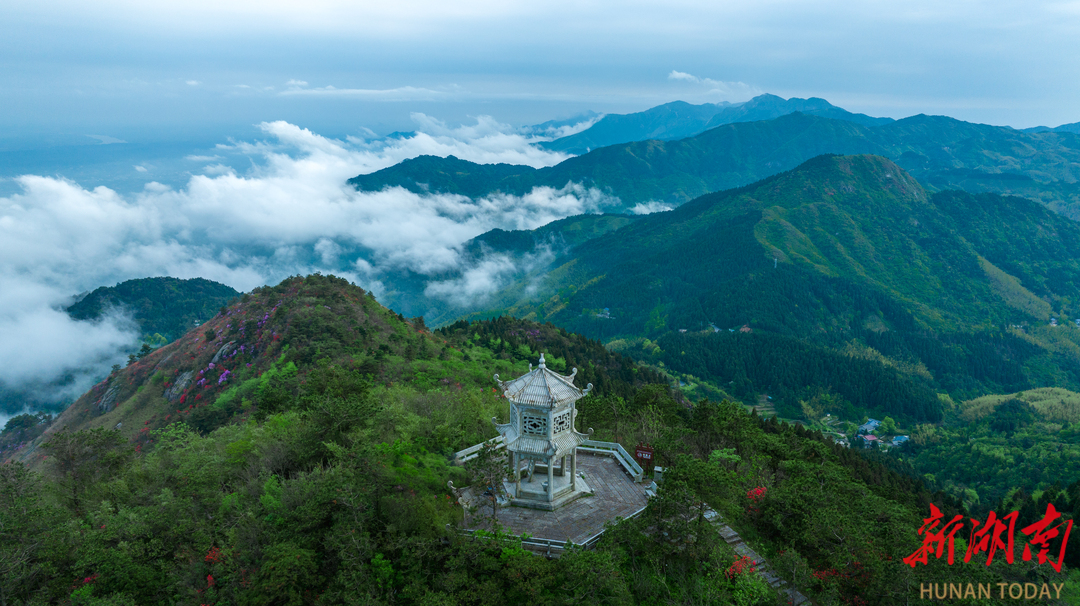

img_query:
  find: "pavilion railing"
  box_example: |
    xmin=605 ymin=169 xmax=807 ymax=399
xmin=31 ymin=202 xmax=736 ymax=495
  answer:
xmin=453 ymin=437 xmax=644 ymax=483
xmin=578 ymin=440 xmax=644 ymax=482
xmin=452 ymin=436 xmax=505 ymax=464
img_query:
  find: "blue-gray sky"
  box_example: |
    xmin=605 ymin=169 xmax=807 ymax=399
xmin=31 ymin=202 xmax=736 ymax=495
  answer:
xmin=4 ymin=0 xmax=1080 ymax=147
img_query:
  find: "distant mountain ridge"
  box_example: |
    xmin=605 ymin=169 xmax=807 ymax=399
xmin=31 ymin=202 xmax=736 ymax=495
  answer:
xmin=1023 ymin=121 xmax=1080 ymax=134
xmin=538 ymin=94 xmax=892 ymax=154
xmin=350 ymin=111 xmax=1080 ymax=220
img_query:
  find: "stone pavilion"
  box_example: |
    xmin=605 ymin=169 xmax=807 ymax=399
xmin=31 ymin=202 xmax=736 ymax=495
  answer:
xmin=493 ymin=354 xmax=595 ymax=510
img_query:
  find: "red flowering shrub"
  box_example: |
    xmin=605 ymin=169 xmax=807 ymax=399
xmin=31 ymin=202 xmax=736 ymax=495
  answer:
xmin=725 ymin=555 xmax=756 ymax=579
xmin=746 ymin=486 xmax=767 ymax=514
xmin=205 ymin=546 xmax=222 ymax=563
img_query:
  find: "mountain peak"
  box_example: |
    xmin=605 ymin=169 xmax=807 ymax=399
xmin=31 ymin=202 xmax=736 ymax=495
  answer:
xmin=540 ymin=94 xmax=891 ymax=155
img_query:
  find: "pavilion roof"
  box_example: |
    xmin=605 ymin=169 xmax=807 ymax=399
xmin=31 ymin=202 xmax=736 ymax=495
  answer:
xmin=495 ymin=354 xmax=592 ymax=408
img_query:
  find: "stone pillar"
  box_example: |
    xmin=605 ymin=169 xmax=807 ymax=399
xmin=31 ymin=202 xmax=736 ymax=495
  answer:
xmin=571 ymin=452 xmax=577 ymax=490
xmin=513 ymin=452 xmax=520 ymax=497
xmin=547 ymin=456 xmax=554 ymax=501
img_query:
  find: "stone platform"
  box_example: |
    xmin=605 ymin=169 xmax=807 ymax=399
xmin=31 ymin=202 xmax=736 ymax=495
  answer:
xmin=463 ymin=452 xmax=650 ymax=544
xmin=506 ymin=463 xmax=592 ymax=510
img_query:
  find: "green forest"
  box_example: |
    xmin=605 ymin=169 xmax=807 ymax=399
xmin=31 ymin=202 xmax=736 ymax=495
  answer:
xmin=894 ymin=389 xmax=1080 ymax=513
xmin=3 ymin=275 xmax=1078 ymax=605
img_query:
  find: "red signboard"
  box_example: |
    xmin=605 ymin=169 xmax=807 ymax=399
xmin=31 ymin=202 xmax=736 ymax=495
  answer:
xmin=635 ymin=443 xmax=654 ymax=470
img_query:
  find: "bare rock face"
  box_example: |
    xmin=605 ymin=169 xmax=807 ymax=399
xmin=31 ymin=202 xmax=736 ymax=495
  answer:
xmin=96 ymin=384 xmax=120 ymax=413
xmin=211 ymin=342 xmax=236 ymax=365
xmin=164 ymin=371 xmax=194 ymax=402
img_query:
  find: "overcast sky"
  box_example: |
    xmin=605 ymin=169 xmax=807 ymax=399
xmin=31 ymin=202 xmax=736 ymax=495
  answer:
xmin=3 ymin=0 xmax=1079 ymax=147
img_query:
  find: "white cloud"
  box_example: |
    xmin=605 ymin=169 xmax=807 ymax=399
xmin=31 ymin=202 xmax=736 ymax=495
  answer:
xmin=668 ymin=71 xmax=699 ymax=83
xmin=423 ymin=244 xmax=558 ymax=308
xmin=0 ymin=116 xmax=618 ymax=409
xmin=200 ymin=163 xmax=234 ymax=175
xmin=522 ymin=114 xmax=605 ymax=139
xmin=134 ymin=165 xmax=148 ymax=172
xmin=424 ymin=254 xmax=519 ymax=307
xmin=629 ymin=200 xmax=673 ymax=215
xmin=186 ymin=80 xmax=201 ymax=86
xmin=667 ymin=70 xmax=761 ymax=101
xmin=185 ymin=154 xmax=223 ymax=161
xmin=86 ymin=135 xmax=126 ymax=145
xmin=0 ymin=281 xmax=137 ymax=405
xmin=280 ymin=84 xmax=447 ymax=101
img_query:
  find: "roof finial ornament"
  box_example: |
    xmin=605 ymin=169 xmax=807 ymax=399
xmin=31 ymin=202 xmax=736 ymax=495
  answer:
xmin=538 ymin=353 xmax=546 ymax=369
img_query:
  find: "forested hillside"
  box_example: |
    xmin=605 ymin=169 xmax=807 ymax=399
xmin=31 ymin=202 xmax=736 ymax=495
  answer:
xmin=898 ymin=388 xmax=1080 ymax=512
xmin=6 ymin=273 xmax=1076 ymax=605
xmin=67 ymin=277 xmax=241 ymax=344
xmin=432 ymin=155 xmax=1080 ymax=421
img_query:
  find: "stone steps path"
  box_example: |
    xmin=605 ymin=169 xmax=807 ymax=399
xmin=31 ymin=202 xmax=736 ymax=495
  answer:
xmin=705 ymin=510 xmax=812 ymax=606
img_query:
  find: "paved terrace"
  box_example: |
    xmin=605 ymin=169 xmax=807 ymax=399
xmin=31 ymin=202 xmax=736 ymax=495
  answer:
xmin=457 ymin=449 xmax=812 ymax=604
xmin=463 ymin=452 xmax=650 ymax=543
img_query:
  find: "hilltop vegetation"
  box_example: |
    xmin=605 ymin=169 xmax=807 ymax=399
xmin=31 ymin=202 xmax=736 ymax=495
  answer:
xmin=960 ymin=387 xmax=1080 ymax=424
xmin=15 ymin=275 xmax=663 ymax=463
xmin=67 ymin=277 xmax=241 ymax=344
xmin=7 ymin=273 xmax=1078 ymax=605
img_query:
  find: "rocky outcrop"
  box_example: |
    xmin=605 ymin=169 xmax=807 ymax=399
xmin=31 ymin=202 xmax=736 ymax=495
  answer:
xmin=96 ymin=384 xmax=120 ymax=413
xmin=164 ymin=371 xmax=194 ymax=402
xmin=210 ymin=341 xmax=236 ymax=365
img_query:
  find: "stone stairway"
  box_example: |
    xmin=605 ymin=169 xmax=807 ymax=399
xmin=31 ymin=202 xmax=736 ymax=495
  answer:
xmin=705 ymin=510 xmax=812 ymax=606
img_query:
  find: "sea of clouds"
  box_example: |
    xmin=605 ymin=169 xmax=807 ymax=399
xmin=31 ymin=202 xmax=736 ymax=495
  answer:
xmin=0 ymin=113 xmax=638 ymax=415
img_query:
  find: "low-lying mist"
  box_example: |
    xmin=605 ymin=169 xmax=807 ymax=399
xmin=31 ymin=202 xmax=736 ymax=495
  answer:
xmin=0 ymin=113 xmax=623 ymax=417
